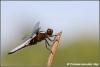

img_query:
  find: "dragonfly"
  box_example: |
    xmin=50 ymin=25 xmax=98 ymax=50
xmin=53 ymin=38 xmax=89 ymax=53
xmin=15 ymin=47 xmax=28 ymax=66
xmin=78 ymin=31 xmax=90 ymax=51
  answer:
xmin=8 ymin=22 xmax=56 ymax=54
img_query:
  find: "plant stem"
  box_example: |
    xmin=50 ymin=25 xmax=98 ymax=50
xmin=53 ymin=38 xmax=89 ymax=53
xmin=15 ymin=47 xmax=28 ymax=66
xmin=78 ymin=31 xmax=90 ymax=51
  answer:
xmin=46 ymin=31 xmax=62 ymax=66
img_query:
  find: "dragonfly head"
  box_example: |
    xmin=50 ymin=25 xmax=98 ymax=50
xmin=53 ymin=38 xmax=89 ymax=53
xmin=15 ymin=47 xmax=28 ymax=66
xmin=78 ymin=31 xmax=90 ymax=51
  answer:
xmin=46 ymin=28 xmax=53 ymax=36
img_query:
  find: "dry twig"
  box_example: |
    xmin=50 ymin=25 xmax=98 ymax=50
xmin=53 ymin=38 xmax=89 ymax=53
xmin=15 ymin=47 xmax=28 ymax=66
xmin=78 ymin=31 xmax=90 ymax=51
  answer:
xmin=46 ymin=31 xmax=62 ymax=66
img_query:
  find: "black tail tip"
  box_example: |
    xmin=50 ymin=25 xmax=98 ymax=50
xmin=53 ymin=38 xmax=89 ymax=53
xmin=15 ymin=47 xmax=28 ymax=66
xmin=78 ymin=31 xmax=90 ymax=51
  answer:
xmin=8 ymin=52 xmax=13 ymax=54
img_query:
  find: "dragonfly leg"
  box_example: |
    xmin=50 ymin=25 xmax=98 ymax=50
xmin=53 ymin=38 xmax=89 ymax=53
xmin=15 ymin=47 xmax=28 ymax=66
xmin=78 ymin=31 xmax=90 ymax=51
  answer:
xmin=50 ymin=34 xmax=57 ymax=37
xmin=47 ymin=36 xmax=54 ymax=42
xmin=47 ymin=34 xmax=58 ymax=42
xmin=45 ymin=39 xmax=53 ymax=54
xmin=45 ymin=38 xmax=50 ymax=46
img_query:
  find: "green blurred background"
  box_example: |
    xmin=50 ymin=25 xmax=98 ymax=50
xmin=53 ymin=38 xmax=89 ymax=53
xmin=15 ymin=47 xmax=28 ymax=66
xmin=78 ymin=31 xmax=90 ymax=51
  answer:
xmin=1 ymin=34 xmax=99 ymax=66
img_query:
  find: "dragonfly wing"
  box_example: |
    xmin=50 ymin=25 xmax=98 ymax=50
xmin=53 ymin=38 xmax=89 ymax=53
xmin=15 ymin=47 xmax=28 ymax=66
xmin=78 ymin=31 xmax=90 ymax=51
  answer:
xmin=22 ymin=22 xmax=40 ymax=41
xmin=22 ymin=35 xmax=30 ymax=40
xmin=31 ymin=22 xmax=41 ymax=37
xmin=8 ymin=38 xmax=32 ymax=54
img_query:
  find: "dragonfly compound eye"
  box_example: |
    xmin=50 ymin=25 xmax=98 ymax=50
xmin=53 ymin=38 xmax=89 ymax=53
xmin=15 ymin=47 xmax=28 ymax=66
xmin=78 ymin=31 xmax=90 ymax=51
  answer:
xmin=47 ymin=28 xmax=53 ymax=36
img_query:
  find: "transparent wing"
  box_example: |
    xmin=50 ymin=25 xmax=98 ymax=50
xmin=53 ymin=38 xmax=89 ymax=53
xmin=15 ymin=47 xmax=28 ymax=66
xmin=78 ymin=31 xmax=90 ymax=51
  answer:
xmin=22 ymin=22 xmax=40 ymax=41
xmin=31 ymin=22 xmax=41 ymax=37
xmin=8 ymin=38 xmax=33 ymax=54
xmin=22 ymin=35 xmax=30 ymax=40
xmin=22 ymin=35 xmax=30 ymax=42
